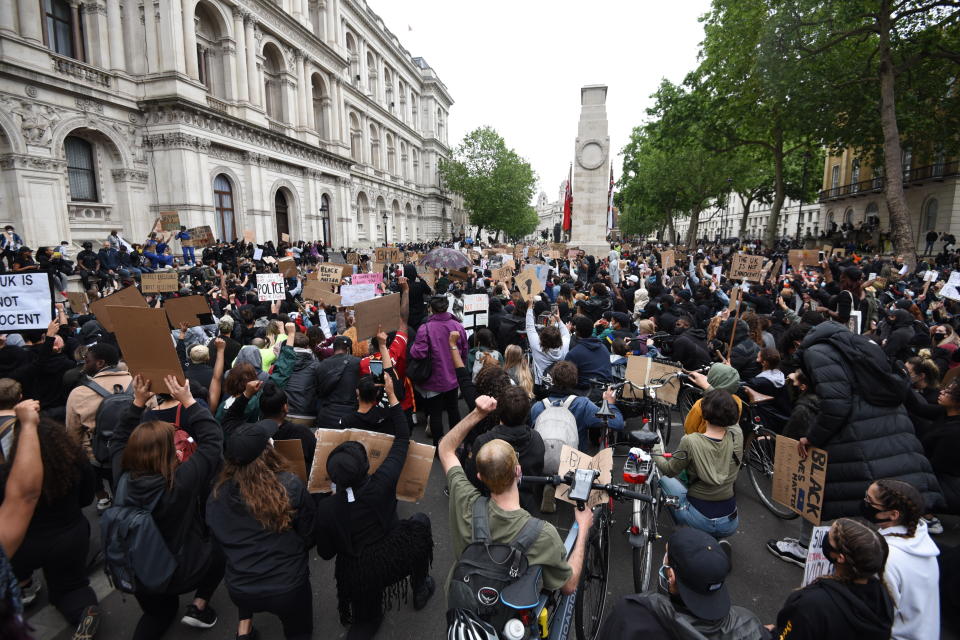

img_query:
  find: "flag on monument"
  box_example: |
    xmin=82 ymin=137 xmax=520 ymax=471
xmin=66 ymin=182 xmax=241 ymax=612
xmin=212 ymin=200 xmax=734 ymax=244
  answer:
xmin=606 ymin=166 xmax=614 ymax=232
xmin=562 ymin=164 xmax=572 ymax=232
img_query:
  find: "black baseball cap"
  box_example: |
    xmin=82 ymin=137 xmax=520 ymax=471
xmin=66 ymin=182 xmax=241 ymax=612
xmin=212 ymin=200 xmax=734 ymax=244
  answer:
xmin=668 ymin=528 xmax=731 ymax=620
xmin=224 ymin=422 xmax=271 ymax=465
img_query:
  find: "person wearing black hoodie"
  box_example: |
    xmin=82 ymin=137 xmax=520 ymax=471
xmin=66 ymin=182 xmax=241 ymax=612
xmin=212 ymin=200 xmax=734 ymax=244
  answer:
xmin=402 ymin=264 xmax=431 ymax=333
xmin=564 ymin=315 xmax=612 ymax=390
xmin=715 ymin=318 xmax=761 ymax=380
xmin=773 ymin=518 xmax=893 ymax=640
xmin=110 ymin=374 xmax=225 ymax=640
xmin=883 ymin=309 xmax=918 ymax=362
xmin=671 ymin=320 xmax=712 ymax=371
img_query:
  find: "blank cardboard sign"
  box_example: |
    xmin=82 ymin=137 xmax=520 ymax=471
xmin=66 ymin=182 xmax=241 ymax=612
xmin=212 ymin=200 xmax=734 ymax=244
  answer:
xmin=90 ymin=286 xmax=148 ymax=332
xmin=274 ymin=439 xmax=307 ymax=484
xmin=303 ymin=281 xmax=342 ymax=307
xmin=163 ymin=295 xmax=214 ymax=328
xmin=353 ymin=293 xmax=400 ymax=342
xmin=108 ymin=306 xmax=185 ymax=394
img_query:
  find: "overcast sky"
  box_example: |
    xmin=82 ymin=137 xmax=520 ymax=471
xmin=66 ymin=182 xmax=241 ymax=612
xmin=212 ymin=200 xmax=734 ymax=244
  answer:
xmin=370 ymin=0 xmax=712 ymax=203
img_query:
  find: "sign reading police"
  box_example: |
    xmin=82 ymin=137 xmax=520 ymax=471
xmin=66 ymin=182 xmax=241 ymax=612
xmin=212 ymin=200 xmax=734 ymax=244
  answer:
xmin=0 ymin=274 xmax=52 ymax=331
xmin=256 ymin=273 xmax=286 ymax=301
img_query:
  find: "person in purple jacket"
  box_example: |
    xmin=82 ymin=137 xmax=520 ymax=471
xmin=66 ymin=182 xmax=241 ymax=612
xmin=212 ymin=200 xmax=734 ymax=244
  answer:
xmin=410 ymin=295 xmax=468 ymax=447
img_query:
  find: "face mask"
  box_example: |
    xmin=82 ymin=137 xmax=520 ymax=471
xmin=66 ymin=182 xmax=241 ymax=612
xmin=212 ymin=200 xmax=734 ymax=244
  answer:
xmin=821 ymin=535 xmax=838 ymax=561
xmin=859 ymin=499 xmax=892 ymax=524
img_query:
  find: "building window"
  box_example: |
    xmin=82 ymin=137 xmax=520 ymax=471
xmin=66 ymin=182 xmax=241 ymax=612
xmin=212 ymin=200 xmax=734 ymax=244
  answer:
xmin=850 ymin=158 xmax=861 ymax=193
xmin=830 ymin=165 xmax=840 ymax=195
xmin=44 ymin=0 xmax=79 ymax=59
xmin=843 ymin=208 xmax=853 ymax=225
xmin=923 ymin=199 xmax=938 ymax=232
xmin=213 ymin=174 xmax=236 ymax=241
xmin=65 ymin=136 xmax=97 ymax=202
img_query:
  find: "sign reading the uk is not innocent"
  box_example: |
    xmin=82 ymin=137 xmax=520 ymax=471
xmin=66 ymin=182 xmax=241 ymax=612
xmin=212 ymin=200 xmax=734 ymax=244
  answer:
xmin=0 ymin=274 xmax=52 ymax=331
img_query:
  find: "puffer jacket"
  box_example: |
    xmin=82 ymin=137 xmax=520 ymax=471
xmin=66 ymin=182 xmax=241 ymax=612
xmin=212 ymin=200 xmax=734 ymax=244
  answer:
xmin=883 ymin=310 xmax=917 ymax=361
xmin=597 ymin=593 xmax=766 ymax=640
xmin=284 ymin=348 xmax=322 ymax=419
xmin=717 ymin=319 xmax=760 ymax=379
xmin=800 ymin=322 xmax=943 ymax=519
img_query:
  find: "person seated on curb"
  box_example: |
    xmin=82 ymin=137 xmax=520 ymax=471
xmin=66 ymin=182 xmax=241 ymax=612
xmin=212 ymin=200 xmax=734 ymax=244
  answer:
xmin=598 ymin=527 xmax=765 ymax=640
xmin=529 ymin=361 xmax=624 ymax=452
xmin=683 ymin=364 xmax=742 ymax=435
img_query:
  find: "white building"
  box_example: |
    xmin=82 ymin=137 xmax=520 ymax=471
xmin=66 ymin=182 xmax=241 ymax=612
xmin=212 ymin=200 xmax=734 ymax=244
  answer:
xmin=0 ymin=0 xmax=463 ymax=249
xmin=530 ymin=179 xmax=565 ymax=241
xmin=673 ymin=193 xmax=821 ymax=243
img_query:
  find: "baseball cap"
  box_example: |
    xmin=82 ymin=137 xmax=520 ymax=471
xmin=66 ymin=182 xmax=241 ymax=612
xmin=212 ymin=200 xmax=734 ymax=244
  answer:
xmin=668 ymin=527 xmax=731 ymax=620
xmin=627 ymin=275 xmax=639 ymax=284
xmin=224 ymin=422 xmax=271 ymax=465
xmin=611 ymin=312 xmax=631 ymax=327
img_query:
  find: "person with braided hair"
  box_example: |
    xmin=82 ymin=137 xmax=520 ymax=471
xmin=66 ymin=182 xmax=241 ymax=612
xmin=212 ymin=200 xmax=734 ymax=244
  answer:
xmin=863 ymin=480 xmax=939 ymax=640
xmin=772 ymin=518 xmax=893 ymax=640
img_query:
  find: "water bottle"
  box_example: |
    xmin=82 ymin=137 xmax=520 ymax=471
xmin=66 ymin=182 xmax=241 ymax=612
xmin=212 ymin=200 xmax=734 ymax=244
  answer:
xmin=502 ymin=618 xmax=525 ymax=640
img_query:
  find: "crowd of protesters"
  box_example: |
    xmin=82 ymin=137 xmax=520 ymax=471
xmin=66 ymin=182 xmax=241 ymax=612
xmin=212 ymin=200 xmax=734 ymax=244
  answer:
xmin=0 ymin=221 xmax=957 ymax=639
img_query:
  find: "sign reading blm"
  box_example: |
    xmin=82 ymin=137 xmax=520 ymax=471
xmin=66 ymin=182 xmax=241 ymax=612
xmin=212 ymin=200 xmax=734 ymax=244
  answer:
xmin=0 ymin=274 xmax=52 ymax=331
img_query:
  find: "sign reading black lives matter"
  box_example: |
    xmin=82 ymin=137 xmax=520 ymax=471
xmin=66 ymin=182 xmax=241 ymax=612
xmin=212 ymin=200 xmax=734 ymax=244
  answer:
xmin=0 ymin=274 xmax=52 ymax=331
xmin=772 ymin=435 xmax=829 ymax=525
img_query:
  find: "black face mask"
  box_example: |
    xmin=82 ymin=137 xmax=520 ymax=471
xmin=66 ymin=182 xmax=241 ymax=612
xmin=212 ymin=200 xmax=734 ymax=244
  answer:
xmin=859 ymin=499 xmax=893 ymax=524
xmin=821 ymin=535 xmax=838 ymax=561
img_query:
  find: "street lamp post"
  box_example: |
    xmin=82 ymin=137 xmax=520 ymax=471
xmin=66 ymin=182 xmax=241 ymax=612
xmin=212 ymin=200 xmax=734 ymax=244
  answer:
xmin=382 ymin=211 xmax=389 ymax=245
xmin=722 ymin=177 xmax=732 ymax=242
xmin=319 ymin=202 xmax=330 ymax=247
xmin=796 ymin=151 xmax=811 ymax=246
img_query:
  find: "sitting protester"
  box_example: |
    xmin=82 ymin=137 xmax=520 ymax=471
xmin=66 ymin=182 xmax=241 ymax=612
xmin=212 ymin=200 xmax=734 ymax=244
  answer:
xmin=683 ymin=364 xmax=743 ymax=435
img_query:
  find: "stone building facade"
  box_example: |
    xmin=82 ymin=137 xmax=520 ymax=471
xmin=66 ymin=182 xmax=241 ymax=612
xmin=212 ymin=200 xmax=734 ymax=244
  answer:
xmin=0 ymin=0 xmax=464 ymax=249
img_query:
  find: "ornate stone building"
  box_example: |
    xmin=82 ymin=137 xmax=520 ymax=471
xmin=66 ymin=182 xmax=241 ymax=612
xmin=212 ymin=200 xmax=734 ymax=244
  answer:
xmin=0 ymin=0 xmax=463 ymax=248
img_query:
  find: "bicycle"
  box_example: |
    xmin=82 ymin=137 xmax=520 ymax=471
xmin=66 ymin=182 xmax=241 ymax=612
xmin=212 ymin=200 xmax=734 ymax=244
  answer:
xmin=740 ymin=397 xmax=798 ymax=520
xmin=520 ymin=470 xmax=653 ymax=640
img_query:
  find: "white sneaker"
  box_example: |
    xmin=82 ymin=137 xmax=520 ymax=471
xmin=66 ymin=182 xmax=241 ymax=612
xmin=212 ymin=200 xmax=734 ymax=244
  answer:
xmin=766 ymin=537 xmax=807 ymax=567
xmin=924 ymin=516 xmax=944 ymax=535
xmin=96 ymin=497 xmax=112 ymax=513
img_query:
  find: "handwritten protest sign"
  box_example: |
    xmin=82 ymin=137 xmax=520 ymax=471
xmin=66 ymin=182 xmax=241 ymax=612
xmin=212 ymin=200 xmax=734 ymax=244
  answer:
xmin=346 ymin=252 xmax=359 ymax=265
xmin=567 ymin=248 xmax=580 ymax=259
xmin=339 ymin=283 xmax=376 ymax=307
xmin=0 ymin=274 xmax=52 ymax=331
xmin=556 ymin=445 xmax=613 ymax=510
xmin=188 ymin=225 xmax=215 ymax=247
xmin=352 ymin=272 xmax=383 ymax=286
xmin=308 ymin=428 xmax=435 ymax=501
xmin=256 ymin=273 xmax=286 ymax=301
xmin=730 ymin=253 xmax=764 ymax=281
xmin=375 ymin=247 xmax=401 ymax=263
xmin=109 ymin=306 xmax=185 ymax=394
xmin=942 ymin=272 xmax=960 ymax=302
xmin=802 ymin=526 xmax=834 ymax=587
xmin=158 ymin=211 xmax=181 ymax=232
xmin=353 ymin=293 xmax=400 ymax=342
xmin=772 ymin=435 xmax=829 ymax=525
xmin=517 ymin=267 xmax=544 ymax=301
xmin=462 ymin=294 xmax=489 ymax=335
xmin=140 ymin=271 xmax=179 ymax=293
xmin=89 ymin=285 xmax=147 ymax=332
xmin=316 ymin=264 xmax=343 ymax=284
xmin=492 ymin=266 xmax=513 ymax=284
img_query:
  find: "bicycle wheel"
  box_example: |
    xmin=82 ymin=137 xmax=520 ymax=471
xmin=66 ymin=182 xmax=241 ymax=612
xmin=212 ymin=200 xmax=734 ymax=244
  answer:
xmin=746 ymin=427 xmax=800 ymax=519
xmin=677 ymin=386 xmax=701 ymax=421
xmin=630 ymin=483 xmax=655 ymax=594
xmin=575 ymin=507 xmax=610 ymax=640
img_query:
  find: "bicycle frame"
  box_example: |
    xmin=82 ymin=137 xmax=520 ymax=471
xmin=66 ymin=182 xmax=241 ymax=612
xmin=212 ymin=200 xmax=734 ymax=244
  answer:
xmin=534 ymin=523 xmax=579 ymax=640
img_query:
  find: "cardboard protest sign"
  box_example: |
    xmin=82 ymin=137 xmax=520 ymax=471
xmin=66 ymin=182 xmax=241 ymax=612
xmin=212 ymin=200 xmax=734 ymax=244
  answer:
xmin=0 ymin=273 xmax=52 ymax=332
xmin=274 ymin=439 xmax=307 ymax=484
xmin=243 ymin=229 xmax=255 ymax=243
xmin=303 ymin=281 xmax=342 ymax=307
xmin=375 ymin=247 xmax=401 ymax=263
xmin=188 ymin=225 xmax=215 ymax=247
xmin=567 ymin=248 xmax=580 ymax=259
xmin=492 ymin=266 xmax=513 ymax=284
xmin=462 ymin=294 xmax=489 ymax=335
xmin=108 ymin=306 xmax=185 ymax=394
xmin=65 ymin=291 xmax=89 ymax=314
xmin=623 ymin=355 xmax=652 ymax=399
xmin=317 ymin=264 xmax=344 ymax=284
xmin=158 ymin=211 xmax=181 ymax=232
xmin=802 ymin=526 xmax=834 ymax=587
xmin=729 ymin=253 xmax=764 ymax=282
xmin=661 ymin=250 xmax=675 ymax=271
xmin=280 ymin=232 xmax=290 ymax=243
xmin=772 ymin=435 xmax=829 ymax=524
xmin=555 ymin=445 xmax=613 ymax=510
xmin=352 ymin=272 xmax=383 ymax=286
xmin=89 ymin=285 xmax=147 ymax=332
xmin=517 ymin=267 xmax=544 ymax=301
xmin=340 ymin=283 xmax=376 ymax=307
xmin=447 ymin=269 xmax=470 ymax=282
xmin=308 ymin=428 xmax=435 ymax=501
xmin=533 ymin=264 xmax=550 ymax=288
xmin=941 ymin=272 xmax=960 ymax=301
xmin=140 ymin=271 xmax=180 ymax=293
xmin=346 ymin=252 xmax=360 ymax=265
xmin=256 ymin=273 xmax=286 ymax=301
xmin=788 ymin=249 xmax=821 ymax=266
xmin=328 ymin=252 xmax=346 ymax=265
xmin=263 ymin=256 xmax=277 ymax=264
xmin=647 ymin=360 xmax=682 ymax=405
xmin=164 ymin=295 xmax=214 ymax=328
xmin=353 ymin=293 xmax=400 ymax=342
xmin=728 ymin=286 xmax=742 ymax=312
xmin=278 ymin=257 xmax=297 ymax=278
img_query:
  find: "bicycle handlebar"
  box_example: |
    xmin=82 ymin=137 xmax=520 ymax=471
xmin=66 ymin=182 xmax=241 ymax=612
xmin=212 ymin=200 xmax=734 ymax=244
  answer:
xmin=520 ymin=474 xmax=654 ymax=504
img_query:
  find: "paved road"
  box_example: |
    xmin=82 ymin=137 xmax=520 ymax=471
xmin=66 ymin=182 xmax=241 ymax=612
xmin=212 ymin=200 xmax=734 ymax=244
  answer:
xmin=27 ymin=409 xmax=960 ymax=639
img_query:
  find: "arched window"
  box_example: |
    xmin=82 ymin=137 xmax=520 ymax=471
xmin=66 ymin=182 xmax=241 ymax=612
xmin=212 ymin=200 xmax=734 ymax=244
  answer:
xmin=386 ymin=133 xmax=396 ymax=175
xmin=865 ymin=202 xmax=880 ymax=226
xmin=843 ymin=208 xmax=853 ymax=225
xmin=384 ymin=66 xmax=393 ymax=110
xmin=44 ymin=0 xmax=82 ymax=59
xmin=366 ymin=51 xmax=377 ymax=96
xmin=275 ymin=190 xmax=289 ymax=241
xmin=311 ymin=74 xmax=330 ymax=139
xmin=194 ymin=2 xmax=226 ymax=98
xmin=262 ymin=44 xmax=285 ymax=122
xmin=65 ymin=136 xmax=97 ymax=201
xmin=213 ymin=174 xmax=236 ymax=241
xmin=369 ymin=124 xmax=381 ymax=170
xmin=349 ymin=113 xmax=361 ymax=163
xmin=345 ymin=32 xmax=360 ymax=86
xmin=923 ymin=199 xmax=938 ymax=232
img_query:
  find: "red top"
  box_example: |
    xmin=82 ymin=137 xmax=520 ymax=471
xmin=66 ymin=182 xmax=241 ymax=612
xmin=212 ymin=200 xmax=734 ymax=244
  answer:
xmin=359 ymin=330 xmax=414 ymax=410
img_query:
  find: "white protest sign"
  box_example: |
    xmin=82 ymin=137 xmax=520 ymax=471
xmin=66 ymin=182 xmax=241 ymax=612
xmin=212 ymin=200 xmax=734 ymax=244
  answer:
xmin=899 ymin=264 xmax=909 ymax=276
xmin=802 ymin=526 xmax=834 ymax=587
xmin=256 ymin=273 xmax=286 ymax=301
xmin=942 ymin=271 xmax=960 ymax=302
xmin=340 ymin=283 xmax=376 ymax=307
xmin=462 ymin=294 xmax=489 ymax=336
xmin=923 ymin=270 xmax=939 ymax=283
xmin=0 ymin=273 xmax=52 ymax=331
xmin=533 ymin=264 xmax=550 ymax=288
xmin=253 ymin=247 xmax=264 ymax=261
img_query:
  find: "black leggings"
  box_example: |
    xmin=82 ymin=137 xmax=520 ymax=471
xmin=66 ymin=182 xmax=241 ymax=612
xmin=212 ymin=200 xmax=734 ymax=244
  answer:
xmin=425 ymin=388 xmax=461 ymax=448
xmin=11 ymin=517 xmax=96 ymax=626
xmin=230 ymin=579 xmax=313 ymax=640
xmin=132 ymin=548 xmax=225 ymax=640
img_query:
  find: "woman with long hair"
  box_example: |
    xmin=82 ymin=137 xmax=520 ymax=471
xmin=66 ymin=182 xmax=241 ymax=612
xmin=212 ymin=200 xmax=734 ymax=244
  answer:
xmin=819 ymin=266 xmax=866 ymax=333
xmin=207 ymin=379 xmax=316 ymax=640
xmin=905 ymin=354 xmax=940 ymax=404
xmin=862 ymin=479 xmax=939 ymax=640
xmin=111 ymin=375 xmax=225 ymax=640
xmin=773 ymin=518 xmax=893 ymax=639
xmin=503 ymin=344 xmax=534 ymax=398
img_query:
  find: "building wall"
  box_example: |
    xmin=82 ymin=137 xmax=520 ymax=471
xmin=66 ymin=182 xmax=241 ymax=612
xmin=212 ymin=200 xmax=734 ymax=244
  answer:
xmin=0 ymin=0 xmax=457 ymax=249
xmin=673 ymin=192 xmax=818 ymax=242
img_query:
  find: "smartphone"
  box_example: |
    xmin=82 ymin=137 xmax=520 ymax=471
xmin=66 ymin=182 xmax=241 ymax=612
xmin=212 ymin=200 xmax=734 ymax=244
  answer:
xmin=369 ymin=359 xmax=385 ymax=383
xmin=550 ymin=303 xmax=559 ymax=316
xmin=818 ymin=251 xmax=825 ymax=261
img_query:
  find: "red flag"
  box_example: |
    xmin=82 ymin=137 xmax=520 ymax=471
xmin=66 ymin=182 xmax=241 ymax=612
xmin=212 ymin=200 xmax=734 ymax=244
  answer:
xmin=562 ymin=164 xmax=573 ymax=232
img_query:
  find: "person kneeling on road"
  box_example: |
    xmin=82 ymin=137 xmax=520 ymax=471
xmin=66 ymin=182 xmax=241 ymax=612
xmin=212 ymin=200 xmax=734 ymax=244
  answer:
xmin=598 ymin=527 xmax=766 ymax=640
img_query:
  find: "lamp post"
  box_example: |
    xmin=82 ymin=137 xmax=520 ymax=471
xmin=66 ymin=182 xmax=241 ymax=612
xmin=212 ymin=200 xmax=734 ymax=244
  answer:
xmin=721 ymin=177 xmax=732 ymax=242
xmin=382 ymin=211 xmax=389 ymax=245
xmin=319 ymin=202 xmax=330 ymax=247
xmin=796 ymin=151 xmax=811 ymax=245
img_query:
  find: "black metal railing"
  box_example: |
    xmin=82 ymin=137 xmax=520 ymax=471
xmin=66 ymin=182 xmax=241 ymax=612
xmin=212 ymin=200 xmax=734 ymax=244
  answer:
xmin=819 ymin=160 xmax=958 ymax=201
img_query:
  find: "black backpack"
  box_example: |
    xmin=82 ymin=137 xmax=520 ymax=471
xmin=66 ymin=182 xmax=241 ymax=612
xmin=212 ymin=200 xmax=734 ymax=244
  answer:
xmin=825 ymin=332 xmax=910 ymax=407
xmin=448 ymin=497 xmax=545 ymax=630
xmin=83 ymin=375 xmax=133 ymax=466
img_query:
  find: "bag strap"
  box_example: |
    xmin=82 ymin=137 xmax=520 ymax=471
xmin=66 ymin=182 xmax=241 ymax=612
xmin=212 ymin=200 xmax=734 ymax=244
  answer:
xmin=511 ymin=517 xmax=546 ymax=554
xmin=83 ymin=378 xmax=113 ymax=398
xmin=173 ymin=403 xmax=182 ymax=429
xmin=561 ymin=395 xmax=577 ymax=410
xmin=471 ymin=496 xmax=492 ymax=544
xmin=541 ymin=399 xmax=552 ymax=410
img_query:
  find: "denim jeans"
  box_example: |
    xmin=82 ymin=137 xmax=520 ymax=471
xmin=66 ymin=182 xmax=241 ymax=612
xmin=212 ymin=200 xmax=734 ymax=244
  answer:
xmin=659 ymin=475 xmax=739 ymax=539
xmin=183 ymin=246 xmax=195 ymax=264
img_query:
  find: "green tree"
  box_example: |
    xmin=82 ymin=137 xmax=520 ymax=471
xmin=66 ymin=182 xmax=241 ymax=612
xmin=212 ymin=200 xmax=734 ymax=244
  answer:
xmin=503 ymin=206 xmax=539 ymax=242
xmin=439 ymin=126 xmax=538 ymax=241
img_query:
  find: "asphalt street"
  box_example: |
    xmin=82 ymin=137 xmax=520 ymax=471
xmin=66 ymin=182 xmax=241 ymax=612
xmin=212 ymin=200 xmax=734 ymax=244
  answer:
xmin=26 ymin=408 xmax=960 ymax=640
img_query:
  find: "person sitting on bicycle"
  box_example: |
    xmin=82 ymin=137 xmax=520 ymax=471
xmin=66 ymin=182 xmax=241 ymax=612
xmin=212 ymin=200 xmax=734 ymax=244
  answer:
xmin=656 ymin=389 xmax=743 ymax=540
xmin=564 ymin=315 xmax=613 ymax=392
xmin=439 ymin=395 xmax=594 ymax=599
xmin=530 ymin=361 xmax=624 ymax=452
xmin=598 ymin=527 xmax=766 ymax=640
xmin=683 ymin=364 xmax=743 ymax=435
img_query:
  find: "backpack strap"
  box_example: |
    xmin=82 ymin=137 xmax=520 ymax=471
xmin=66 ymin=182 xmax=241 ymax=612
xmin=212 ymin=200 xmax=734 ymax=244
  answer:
xmin=541 ymin=399 xmax=552 ymax=410
xmin=471 ymin=496 xmax=492 ymax=544
xmin=83 ymin=378 xmax=113 ymax=398
xmin=561 ymin=395 xmax=577 ymax=410
xmin=511 ymin=517 xmax=546 ymax=554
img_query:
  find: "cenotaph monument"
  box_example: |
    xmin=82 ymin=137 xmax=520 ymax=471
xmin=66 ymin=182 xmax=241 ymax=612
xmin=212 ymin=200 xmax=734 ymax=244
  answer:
xmin=569 ymin=85 xmax=611 ymax=255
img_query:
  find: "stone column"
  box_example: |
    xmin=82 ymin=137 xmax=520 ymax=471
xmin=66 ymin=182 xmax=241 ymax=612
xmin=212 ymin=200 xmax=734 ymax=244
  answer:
xmin=305 ymin=65 xmax=317 ymax=131
xmin=84 ymin=2 xmax=111 ymax=68
xmin=569 ymin=85 xmax=611 ymax=255
xmin=17 ymin=0 xmax=42 ymax=42
xmin=1 ymin=1 xmax=18 ymax=36
xmin=143 ymin=0 xmax=159 ymax=72
xmin=231 ymin=9 xmax=249 ymax=102
xmin=158 ymin=0 xmax=186 ymax=73
xmin=107 ymin=0 xmax=126 ymax=71
xmin=295 ymin=52 xmax=308 ymax=129
xmin=182 ymin=0 xmax=198 ymax=78
xmin=244 ymin=16 xmax=260 ymax=106
xmin=69 ymin=1 xmax=84 ymax=59
xmin=122 ymin=0 xmax=143 ymax=74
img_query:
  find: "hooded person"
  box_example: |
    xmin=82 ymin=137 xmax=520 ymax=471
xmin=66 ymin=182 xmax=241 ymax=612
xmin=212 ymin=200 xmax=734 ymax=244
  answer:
xmin=563 ymin=314 xmax=612 ymax=393
xmin=314 ymin=372 xmax=435 ymax=639
xmin=883 ymin=309 xmax=918 ymax=362
xmin=715 ymin=318 xmax=761 ymax=380
xmin=232 ymin=345 xmax=269 ymax=382
xmin=682 ymin=364 xmax=743 ymax=435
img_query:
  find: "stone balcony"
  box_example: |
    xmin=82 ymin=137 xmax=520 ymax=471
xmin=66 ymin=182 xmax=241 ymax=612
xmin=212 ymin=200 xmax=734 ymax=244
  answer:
xmin=68 ymin=202 xmax=113 ymax=224
xmin=51 ymin=53 xmax=111 ymax=88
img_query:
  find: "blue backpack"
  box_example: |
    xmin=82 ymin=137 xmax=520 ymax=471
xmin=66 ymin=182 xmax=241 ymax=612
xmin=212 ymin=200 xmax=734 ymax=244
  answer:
xmin=100 ymin=474 xmax=177 ymax=594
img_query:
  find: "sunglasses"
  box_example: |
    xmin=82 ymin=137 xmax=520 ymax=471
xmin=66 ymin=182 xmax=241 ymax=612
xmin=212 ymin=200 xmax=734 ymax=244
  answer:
xmin=935 ymin=333 xmax=947 ymax=337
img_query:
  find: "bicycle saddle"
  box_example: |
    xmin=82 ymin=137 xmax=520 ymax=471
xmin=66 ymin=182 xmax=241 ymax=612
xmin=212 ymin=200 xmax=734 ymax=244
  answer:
xmin=628 ymin=430 xmax=660 ymax=446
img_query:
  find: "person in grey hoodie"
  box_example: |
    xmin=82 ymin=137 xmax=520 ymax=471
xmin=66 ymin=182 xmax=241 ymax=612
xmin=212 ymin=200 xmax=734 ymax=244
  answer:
xmin=525 ymin=306 xmax=570 ymax=385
